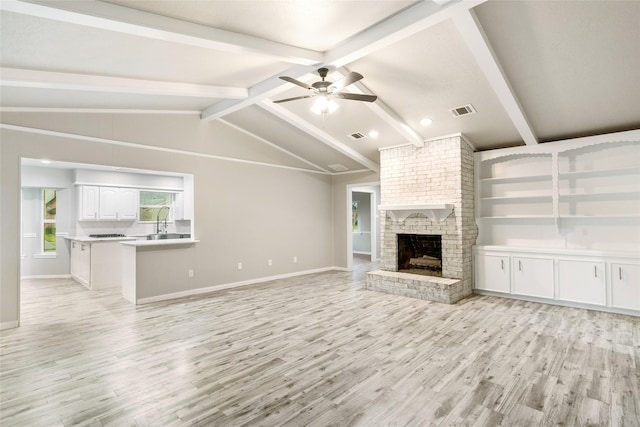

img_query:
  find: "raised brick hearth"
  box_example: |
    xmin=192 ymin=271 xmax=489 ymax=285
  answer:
xmin=365 ymin=135 xmax=477 ymax=304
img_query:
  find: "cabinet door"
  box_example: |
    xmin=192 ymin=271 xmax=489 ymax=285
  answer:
xmin=70 ymin=241 xmax=79 ymax=278
xmin=513 ymin=257 xmax=554 ymax=298
xmin=475 ymin=254 xmax=510 ymax=293
xmin=611 ymin=263 xmax=640 ymax=310
xmin=118 ymin=188 xmax=138 ymax=220
xmin=79 ymin=186 xmax=99 ymax=220
xmin=557 ymin=260 xmax=605 ymax=306
xmin=99 ymin=187 xmax=119 ymax=220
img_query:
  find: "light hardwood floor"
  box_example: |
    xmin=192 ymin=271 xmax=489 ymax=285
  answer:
xmin=1 ymin=262 xmax=639 ymax=426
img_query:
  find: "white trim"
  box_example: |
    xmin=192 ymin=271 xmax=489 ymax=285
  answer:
xmin=258 ymin=100 xmax=380 ymax=173
xmin=73 ymin=182 xmax=183 ymax=192
xmin=0 ymin=0 xmax=322 ymax=65
xmin=1 ymin=108 xmax=200 ymax=114
xmin=1 ymin=68 xmax=247 ymax=99
xmin=135 ymin=267 xmax=342 ymax=304
xmin=23 ymin=232 xmax=36 ymax=238
xmin=33 ymin=254 xmax=57 ymax=259
xmin=0 ymin=321 xmax=20 ymax=330
xmin=453 ymin=9 xmax=538 ymax=146
xmin=331 ymin=169 xmax=373 ymax=176
xmin=20 ymin=274 xmax=72 ymax=279
xmin=473 ymin=289 xmax=639 ymax=318
xmin=353 ymin=251 xmax=372 ymax=255
xmin=1 ymin=124 xmax=330 ymax=175
xmin=335 ymin=66 xmax=423 ymax=147
xmin=218 ymin=118 xmax=330 ymax=173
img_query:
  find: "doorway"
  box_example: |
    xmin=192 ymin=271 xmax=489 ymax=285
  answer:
xmin=347 ymin=184 xmax=380 ymax=270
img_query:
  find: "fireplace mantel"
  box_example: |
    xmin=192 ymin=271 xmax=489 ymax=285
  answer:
xmin=379 ymin=203 xmax=453 ymax=223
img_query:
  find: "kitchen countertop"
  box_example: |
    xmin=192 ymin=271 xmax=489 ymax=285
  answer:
xmin=120 ymin=239 xmax=200 ymax=247
xmin=65 ymin=236 xmax=137 ymax=242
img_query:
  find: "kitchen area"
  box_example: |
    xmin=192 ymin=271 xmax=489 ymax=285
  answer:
xmin=21 ymin=159 xmax=197 ymax=304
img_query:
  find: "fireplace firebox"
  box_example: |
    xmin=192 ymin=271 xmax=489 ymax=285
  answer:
xmin=397 ymin=234 xmax=442 ymax=277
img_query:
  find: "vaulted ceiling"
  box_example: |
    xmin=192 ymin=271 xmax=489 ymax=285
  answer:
xmin=2 ymin=0 xmax=639 ymax=174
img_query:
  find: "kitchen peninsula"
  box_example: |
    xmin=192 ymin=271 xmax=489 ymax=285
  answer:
xmin=120 ymin=238 xmax=200 ymax=305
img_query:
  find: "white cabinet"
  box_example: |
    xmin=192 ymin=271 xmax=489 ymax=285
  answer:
xmin=611 ymin=263 xmax=640 ymax=311
xmin=118 ymin=188 xmax=138 ymax=220
xmin=78 ymin=186 xmax=100 ymax=220
xmin=70 ymin=241 xmax=91 ymax=287
xmin=513 ymin=257 xmax=554 ymax=298
xmin=474 ymin=246 xmax=639 ymax=316
xmin=70 ymin=240 xmax=125 ymax=289
xmin=475 ymin=254 xmax=510 ymax=293
xmin=99 ymin=187 xmax=137 ymax=221
xmin=557 ymin=260 xmax=606 ymax=306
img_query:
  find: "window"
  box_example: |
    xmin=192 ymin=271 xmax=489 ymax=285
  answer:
xmin=139 ymin=191 xmax=172 ymax=222
xmin=43 ymin=189 xmax=56 ymax=253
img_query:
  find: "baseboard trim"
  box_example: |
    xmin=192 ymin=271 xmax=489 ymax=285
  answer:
xmin=136 ymin=267 xmax=343 ymax=305
xmin=21 ymin=274 xmax=72 ymax=280
xmin=473 ymin=289 xmax=639 ymax=317
xmin=1 ymin=321 xmax=20 ymax=330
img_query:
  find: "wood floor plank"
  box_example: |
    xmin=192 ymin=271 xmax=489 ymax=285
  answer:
xmin=2 ymin=262 xmax=639 ymax=426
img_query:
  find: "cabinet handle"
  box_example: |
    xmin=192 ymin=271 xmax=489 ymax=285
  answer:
xmin=594 ymin=265 xmax=597 ymax=278
xmin=501 ymin=259 xmax=504 ymax=270
xmin=619 ymin=267 xmax=622 ymax=281
xmin=518 ymin=260 xmax=522 ymax=271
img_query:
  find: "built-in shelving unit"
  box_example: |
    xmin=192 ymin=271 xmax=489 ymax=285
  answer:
xmin=474 ymin=131 xmax=640 ymax=316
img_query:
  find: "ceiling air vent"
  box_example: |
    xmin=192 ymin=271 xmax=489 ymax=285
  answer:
xmin=328 ymin=163 xmax=349 ymax=172
xmin=348 ymin=132 xmax=367 ymax=140
xmin=449 ymin=104 xmax=476 ymax=117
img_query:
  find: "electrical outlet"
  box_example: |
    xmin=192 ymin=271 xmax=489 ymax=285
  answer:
xmin=293 ymin=256 xmax=298 ymax=263
xmin=268 ymin=259 xmax=273 ymax=266
xmin=188 ymin=269 xmax=194 ymax=277
xmin=237 ymin=262 xmax=243 ymax=270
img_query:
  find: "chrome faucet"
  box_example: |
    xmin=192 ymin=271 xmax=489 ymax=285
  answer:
xmin=156 ymin=206 xmax=169 ymax=234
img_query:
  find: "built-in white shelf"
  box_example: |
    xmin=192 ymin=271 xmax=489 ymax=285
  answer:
xmin=379 ymin=203 xmax=453 ymax=222
xmin=559 ymin=190 xmax=640 ymax=199
xmin=479 ymin=174 xmax=552 ymax=183
xmin=558 ymin=165 xmax=640 ymax=179
xmin=481 ymin=195 xmax=553 ymax=202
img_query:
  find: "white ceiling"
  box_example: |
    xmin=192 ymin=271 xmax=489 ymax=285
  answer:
xmin=2 ymin=0 xmax=639 ymax=174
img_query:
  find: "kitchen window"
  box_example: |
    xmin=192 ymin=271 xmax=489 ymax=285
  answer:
xmin=139 ymin=191 xmax=173 ymax=222
xmin=43 ymin=189 xmax=56 ymax=253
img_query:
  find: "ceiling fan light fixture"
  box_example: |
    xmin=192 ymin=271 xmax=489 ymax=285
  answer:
xmin=311 ymin=96 xmax=339 ymax=115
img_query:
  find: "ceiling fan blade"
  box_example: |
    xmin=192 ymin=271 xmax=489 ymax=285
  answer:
xmin=272 ymin=94 xmax=316 ymax=104
xmin=334 ymin=92 xmax=377 ymax=102
xmin=329 ymin=72 xmax=363 ymax=91
xmin=279 ymin=76 xmax=314 ymax=90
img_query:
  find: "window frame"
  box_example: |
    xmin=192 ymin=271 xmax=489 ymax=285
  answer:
xmin=138 ymin=191 xmax=174 ymax=223
xmin=42 ymin=189 xmax=57 ymax=254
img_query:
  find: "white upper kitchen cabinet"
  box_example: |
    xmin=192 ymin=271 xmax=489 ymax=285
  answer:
xmin=79 ymin=186 xmax=100 ymax=220
xmin=99 ymin=187 xmax=137 ymax=221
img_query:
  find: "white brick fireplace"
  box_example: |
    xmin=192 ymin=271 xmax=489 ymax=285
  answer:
xmin=365 ymin=135 xmax=477 ymax=304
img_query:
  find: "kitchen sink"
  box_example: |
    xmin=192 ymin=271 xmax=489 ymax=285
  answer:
xmin=147 ymin=233 xmax=191 ymax=240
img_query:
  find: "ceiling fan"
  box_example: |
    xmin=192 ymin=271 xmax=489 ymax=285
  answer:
xmin=273 ymin=67 xmax=377 ymax=110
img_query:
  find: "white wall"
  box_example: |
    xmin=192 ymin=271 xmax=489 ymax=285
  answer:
xmin=1 ymin=112 xmax=335 ymax=328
